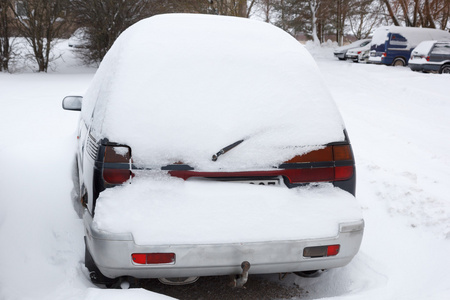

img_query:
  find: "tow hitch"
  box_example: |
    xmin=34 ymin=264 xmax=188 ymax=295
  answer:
xmin=231 ymin=261 xmax=251 ymax=288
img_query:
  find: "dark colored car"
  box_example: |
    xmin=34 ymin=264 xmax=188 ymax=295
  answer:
xmin=369 ymin=26 xmax=450 ymax=66
xmin=62 ymin=14 xmax=364 ymax=289
xmin=409 ymin=40 xmax=450 ymax=73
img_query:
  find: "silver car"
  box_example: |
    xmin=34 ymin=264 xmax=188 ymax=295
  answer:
xmin=334 ymin=39 xmax=371 ymax=60
xmin=63 ymin=14 xmax=364 ymax=288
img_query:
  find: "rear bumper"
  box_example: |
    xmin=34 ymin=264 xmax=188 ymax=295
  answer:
xmin=368 ymin=56 xmax=382 ymax=64
xmin=334 ymin=52 xmax=346 ymax=59
xmin=84 ymin=213 xmax=364 ymax=279
xmin=409 ymin=63 xmax=441 ymax=73
xmin=408 ymin=63 xmax=424 ymax=72
xmin=346 ymin=54 xmax=358 ymax=60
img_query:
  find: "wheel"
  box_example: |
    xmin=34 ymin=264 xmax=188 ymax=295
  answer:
xmin=338 ymin=57 xmax=345 ymax=61
xmin=392 ymin=58 xmax=406 ymax=67
xmin=439 ymin=64 xmax=450 ymax=74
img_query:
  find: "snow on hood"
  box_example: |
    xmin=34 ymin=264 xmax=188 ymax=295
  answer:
xmin=82 ymin=14 xmax=345 ymax=170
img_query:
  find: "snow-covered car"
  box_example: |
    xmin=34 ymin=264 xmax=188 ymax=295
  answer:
xmin=68 ymin=27 xmax=88 ymax=48
xmin=345 ymin=43 xmax=371 ymax=62
xmin=408 ymin=40 xmax=450 ymax=73
xmin=369 ymin=26 xmax=450 ymax=66
xmin=62 ymin=14 xmax=364 ymax=288
xmin=333 ymin=39 xmax=371 ymax=60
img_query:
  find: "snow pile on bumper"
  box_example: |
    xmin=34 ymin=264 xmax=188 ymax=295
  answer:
xmin=93 ymin=173 xmax=363 ymax=245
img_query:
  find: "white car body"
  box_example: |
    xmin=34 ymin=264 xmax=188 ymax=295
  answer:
xmin=63 ymin=14 xmax=364 ymax=287
xmin=333 ymin=39 xmax=371 ymax=60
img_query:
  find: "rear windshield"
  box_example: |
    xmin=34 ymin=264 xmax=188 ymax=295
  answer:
xmin=431 ymin=43 xmax=450 ymax=55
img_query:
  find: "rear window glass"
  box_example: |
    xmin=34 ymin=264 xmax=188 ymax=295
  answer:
xmin=431 ymin=43 xmax=450 ymax=55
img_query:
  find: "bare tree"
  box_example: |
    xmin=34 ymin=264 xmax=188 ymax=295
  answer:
xmin=69 ymin=0 xmax=168 ymax=64
xmin=348 ymin=0 xmax=384 ymax=39
xmin=381 ymin=0 xmax=450 ymax=30
xmin=11 ymin=0 xmax=70 ymax=72
xmin=256 ymin=0 xmax=276 ymax=22
xmin=211 ymin=0 xmax=256 ymax=17
xmin=0 ymin=0 xmax=12 ymax=71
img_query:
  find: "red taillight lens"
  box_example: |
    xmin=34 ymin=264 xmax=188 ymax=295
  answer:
xmin=104 ymin=146 xmax=131 ymax=163
xmin=132 ymin=253 xmax=176 ymax=265
xmin=103 ymin=169 xmax=132 ymax=184
xmin=284 ymin=147 xmax=333 ymax=163
xmin=287 ymin=168 xmax=334 ymax=182
xmin=426 ymin=56 xmax=430 ymax=61
xmin=327 ymin=245 xmax=340 ymax=256
xmin=303 ymin=245 xmax=340 ymax=258
xmin=103 ymin=145 xmax=133 ymax=184
xmin=333 ymin=145 xmax=352 ymax=161
xmin=335 ymin=166 xmax=354 ymax=181
xmin=382 ymin=52 xmax=386 ymax=57
xmin=131 ymin=253 xmax=146 ymax=264
xmin=357 ymin=51 xmax=361 ymax=54
xmin=283 ymin=145 xmax=353 ymax=183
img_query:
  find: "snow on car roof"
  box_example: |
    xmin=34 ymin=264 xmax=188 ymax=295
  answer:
xmin=82 ymin=14 xmax=345 ymax=170
xmin=335 ymin=39 xmax=371 ymax=52
xmin=371 ymin=26 xmax=450 ymax=48
xmin=412 ymin=40 xmax=437 ymax=55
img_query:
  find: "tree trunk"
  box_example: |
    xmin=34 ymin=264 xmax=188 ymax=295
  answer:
xmin=424 ymin=0 xmax=437 ymax=28
xmin=382 ymin=0 xmax=400 ymax=26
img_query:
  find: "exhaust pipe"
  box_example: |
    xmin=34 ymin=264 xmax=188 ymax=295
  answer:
xmin=232 ymin=261 xmax=251 ymax=288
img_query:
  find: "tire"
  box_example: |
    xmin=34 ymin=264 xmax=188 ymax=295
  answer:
xmin=338 ymin=57 xmax=345 ymax=61
xmin=392 ymin=58 xmax=406 ymax=67
xmin=439 ymin=64 xmax=450 ymax=74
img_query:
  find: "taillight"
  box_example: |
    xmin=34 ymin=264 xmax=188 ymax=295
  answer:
xmin=169 ymin=144 xmax=354 ymax=185
xmin=357 ymin=51 xmax=361 ymax=54
xmin=382 ymin=52 xmax=386 ymax=57
xmin=426 ymin=56 xmax=430 ymax=62
xmin=284 ymin=147 xmax=332 ymax=163
xmin=103 ymin=169 xmax=132 ymax=184
xmin=282 ymin=145 xmax=354 ymax=183
xmin=104 ymin=146 xmax=131 ymax=162
xmin=103 ymin=145 xmax=133 ymax=184
xmin=303 ymin=245 xmax=340 ymax=258
xmin=132 ymin=253 xmax=175 ymax=265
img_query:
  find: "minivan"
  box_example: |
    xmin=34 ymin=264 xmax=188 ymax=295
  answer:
xmin=368 ymin=26 xmax=450 ymax=66
xmin=62 ymin=14 xmax=364 ymax=289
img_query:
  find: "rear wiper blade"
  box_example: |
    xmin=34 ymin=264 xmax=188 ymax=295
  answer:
xmin=212 ymin=139 xmax=244 ymax=162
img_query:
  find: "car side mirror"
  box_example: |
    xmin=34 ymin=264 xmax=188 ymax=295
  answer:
xmin=62 ymin=96 xmax=83 ymax=111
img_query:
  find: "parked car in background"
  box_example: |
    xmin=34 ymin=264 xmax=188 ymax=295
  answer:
xmin=345 ymin=42 xmax=371 ymax=62
xmin=408 ymin=40 xmax=450 ymax=74
xmin=62 ymin=14 xmax=364 ymax=289
xmin=368 ymin=26 xmax=450 ymax=66
xmin=333 ymin=39 xmax=371 ymax=60
xmin=68 ymin=28 xmax=89 ymax=48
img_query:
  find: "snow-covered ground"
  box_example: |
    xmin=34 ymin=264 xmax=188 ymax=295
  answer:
xmin=1 ymin=39 xmax=449 ymax=300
